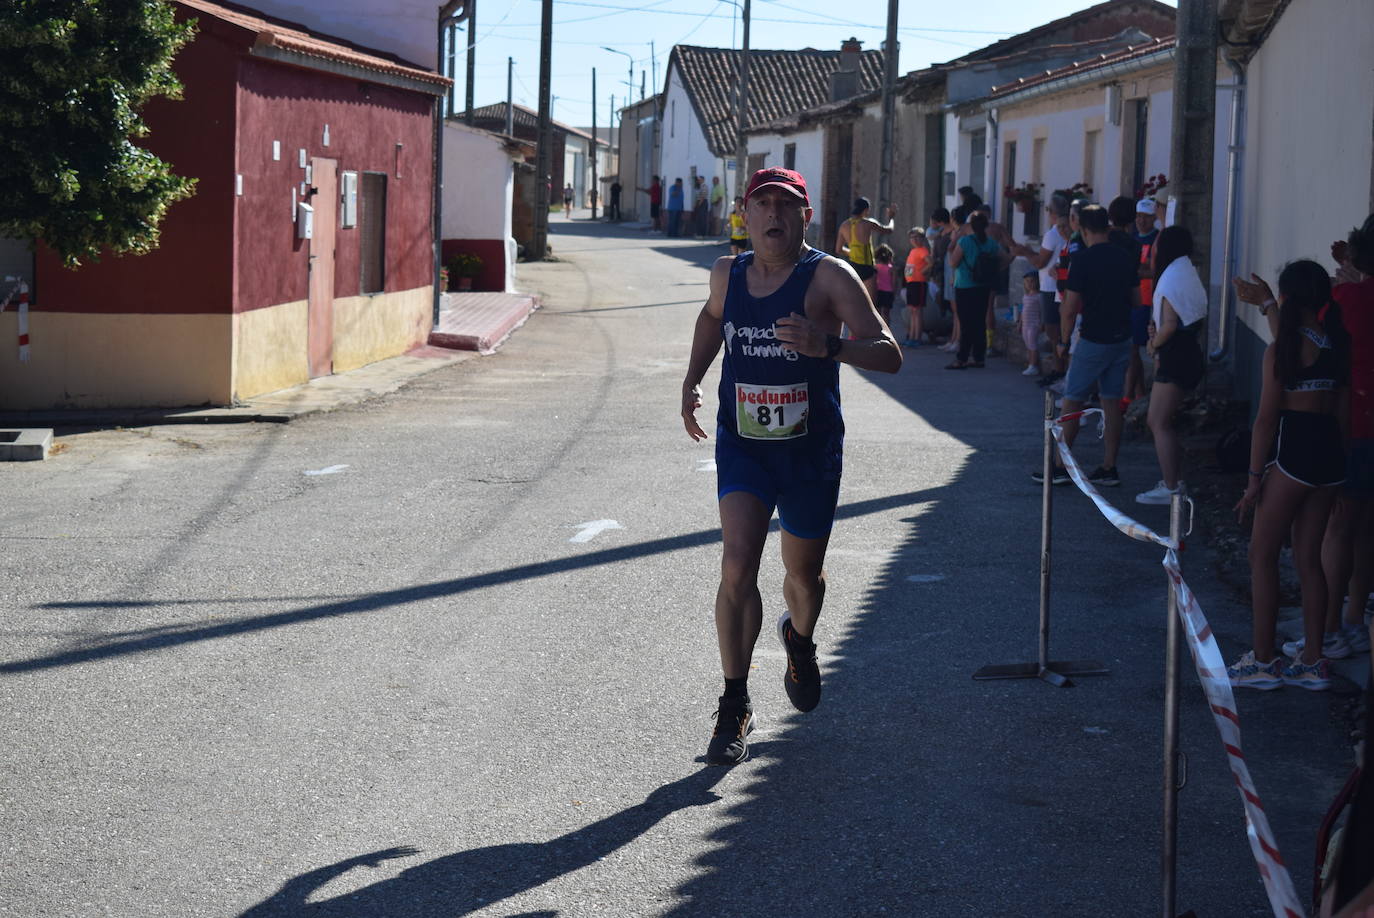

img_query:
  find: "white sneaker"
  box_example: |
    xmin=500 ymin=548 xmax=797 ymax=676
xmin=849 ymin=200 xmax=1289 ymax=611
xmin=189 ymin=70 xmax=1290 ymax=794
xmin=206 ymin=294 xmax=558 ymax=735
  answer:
xmin=1135 ymin=481 xmax=1180 ymax=505
xmin=1341 ymin=622 xmax=1371 ymax=654
xmin=1281 ymin=631 xmax=1353 ymax=661
xmin=1021 ymin=365 xmax=1039 ymax=376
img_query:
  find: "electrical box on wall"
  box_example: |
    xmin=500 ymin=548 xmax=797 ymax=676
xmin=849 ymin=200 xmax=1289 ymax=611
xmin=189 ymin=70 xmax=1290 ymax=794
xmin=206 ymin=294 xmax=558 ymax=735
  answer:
xmin=297 ymin=202 xmax=314 ymax=239
xmin=341 ymin=171 xmax=358 ymax=228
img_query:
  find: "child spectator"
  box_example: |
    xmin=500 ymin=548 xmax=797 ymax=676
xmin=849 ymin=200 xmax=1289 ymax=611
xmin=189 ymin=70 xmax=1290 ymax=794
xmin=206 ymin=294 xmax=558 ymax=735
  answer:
xmin=1230 ymin=259 xmax=1351 ymax=691
xmin=903 ymin=228 xmax=931 ymax=347
xmin=873 ymin=244 xmax=897 ymax=328
xmin=1019 ymin=271 xmax=1042 ymax=376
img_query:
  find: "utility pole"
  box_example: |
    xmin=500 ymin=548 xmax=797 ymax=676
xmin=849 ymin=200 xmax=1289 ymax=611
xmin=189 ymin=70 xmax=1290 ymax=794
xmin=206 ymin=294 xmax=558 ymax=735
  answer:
xmin=1169 ymin=0 xmax=1219 ymax=299
xmin=505 ymin=57 xmax=514 ymax=135
xmin=591 ymin=68 xmax=599 ymax=220
xmin=463 ymin=0 xmax=476 ymax=125
xmin=532 ymin=0 xmax=553 ymax=259
xmin=733 ymin=0 xmax=751 ymax=200
xmin=878 ymin=0 xmax=899 ymax=211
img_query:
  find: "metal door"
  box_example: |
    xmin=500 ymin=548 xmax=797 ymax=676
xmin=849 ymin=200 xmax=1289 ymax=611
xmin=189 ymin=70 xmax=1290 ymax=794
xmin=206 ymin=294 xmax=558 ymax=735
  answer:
xmin=308 ymin=157 xmax=338 ymax=379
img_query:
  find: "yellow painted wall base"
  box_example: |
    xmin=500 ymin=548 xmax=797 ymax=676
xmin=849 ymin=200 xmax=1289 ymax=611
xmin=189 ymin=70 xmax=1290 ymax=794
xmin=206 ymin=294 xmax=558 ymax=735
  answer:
xmin=0 ymin=286 xmax=433 ymax=410
xmin=0 ymin=312 xmax=231 ymax=409
xmin=331 ymin=286 xmax=432 ymax=375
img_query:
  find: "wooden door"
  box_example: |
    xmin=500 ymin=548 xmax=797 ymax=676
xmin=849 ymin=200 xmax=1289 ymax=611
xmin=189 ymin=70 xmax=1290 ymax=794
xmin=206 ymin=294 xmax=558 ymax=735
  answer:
xmin=308 ymin=158 xmax=338 ymax=378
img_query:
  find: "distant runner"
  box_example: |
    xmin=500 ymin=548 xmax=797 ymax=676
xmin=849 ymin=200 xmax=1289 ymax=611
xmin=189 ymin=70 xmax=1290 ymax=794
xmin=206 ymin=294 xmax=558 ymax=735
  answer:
xmin=681 ymin=168 xmax=902 ymax=766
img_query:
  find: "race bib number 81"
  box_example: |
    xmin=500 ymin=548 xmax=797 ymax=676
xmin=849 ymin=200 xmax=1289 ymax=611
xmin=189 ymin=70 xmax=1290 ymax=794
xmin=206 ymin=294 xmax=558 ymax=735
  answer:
xmin=736 ymin=383 xmax=809 ymax=440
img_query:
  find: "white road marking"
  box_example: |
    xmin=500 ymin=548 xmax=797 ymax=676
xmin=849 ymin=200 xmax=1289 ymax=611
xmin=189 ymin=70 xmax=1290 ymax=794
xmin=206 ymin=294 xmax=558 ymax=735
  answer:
xmin=570 ymin=519 xmax=624 ymax=543
xmin=303 ymin=465 xmax=349 ymax=476
xmin=905 ymin=574 xmax=945 ymax=583
xmin=697 ymin=459 xmax=716 ymax=472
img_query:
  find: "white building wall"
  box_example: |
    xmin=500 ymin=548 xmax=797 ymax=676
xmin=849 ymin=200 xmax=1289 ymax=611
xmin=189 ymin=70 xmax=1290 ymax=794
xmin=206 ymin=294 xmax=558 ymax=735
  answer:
xmin=1228 ymin=0 xmax=1374 ymax=399
xmin=745 ymin=127 xmax=825 ymax=243
xmin=659 ymin=66 xmax=723 ymax=198
xmin=441 ymin=122 xmax=516 ymax=291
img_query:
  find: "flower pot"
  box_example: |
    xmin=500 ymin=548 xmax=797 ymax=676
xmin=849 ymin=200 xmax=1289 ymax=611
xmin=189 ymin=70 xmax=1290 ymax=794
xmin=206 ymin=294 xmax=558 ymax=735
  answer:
xmin=457 ymin=276 xmax=474 ymax=292
xmin=1015 ymin=199 xmax=1030 ymax=213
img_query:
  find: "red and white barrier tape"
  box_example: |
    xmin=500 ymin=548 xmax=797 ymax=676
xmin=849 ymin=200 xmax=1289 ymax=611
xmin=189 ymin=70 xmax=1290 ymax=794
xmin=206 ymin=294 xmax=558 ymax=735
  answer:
xmin=1049 ymin=410 xmax=1306 ymax=918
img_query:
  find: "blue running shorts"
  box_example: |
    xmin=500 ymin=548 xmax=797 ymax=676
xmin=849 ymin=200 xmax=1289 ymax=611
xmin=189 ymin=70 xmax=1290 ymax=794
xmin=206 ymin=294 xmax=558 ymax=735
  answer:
xmin=716 ymin=434 xmax=841 ymax=540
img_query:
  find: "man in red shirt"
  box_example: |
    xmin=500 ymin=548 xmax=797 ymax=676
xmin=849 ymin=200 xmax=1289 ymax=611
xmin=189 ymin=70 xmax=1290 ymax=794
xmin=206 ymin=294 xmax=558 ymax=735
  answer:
xmin=638 ymin=175 xmax=663 ymax=231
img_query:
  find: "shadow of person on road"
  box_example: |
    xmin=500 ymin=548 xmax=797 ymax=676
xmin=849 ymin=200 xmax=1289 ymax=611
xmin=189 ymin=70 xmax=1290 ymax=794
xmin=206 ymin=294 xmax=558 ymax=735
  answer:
xmin=238 ymin=768 xmax=727 ymax=917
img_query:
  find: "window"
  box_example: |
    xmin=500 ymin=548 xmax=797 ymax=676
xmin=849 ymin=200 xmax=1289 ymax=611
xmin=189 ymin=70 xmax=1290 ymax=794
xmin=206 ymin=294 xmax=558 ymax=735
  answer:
xmin=359 ymin=172 xmax=387 ymax=294
xmin=968 ymin=129 xmax=986 ymax=200
xmin=783 ymin=143 xmax=796 ymax=170
xmin=1083 ymin=129 xmax=1100 ymax=188
xmin=1132 ymin=99 xmax=1149 ymax=193
xmin=670 ymin=100 xmax=675 ymax=138
xmin=1031 ymin=137 xmax=1046 ymax=184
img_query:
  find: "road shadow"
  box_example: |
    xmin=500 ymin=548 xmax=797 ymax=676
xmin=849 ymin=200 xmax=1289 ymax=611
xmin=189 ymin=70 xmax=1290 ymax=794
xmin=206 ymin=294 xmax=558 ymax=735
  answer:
xmin=237 ymin=769 xmax=726 ymax=917
xmin=658 ymin=352 xmax=1351 ymax=915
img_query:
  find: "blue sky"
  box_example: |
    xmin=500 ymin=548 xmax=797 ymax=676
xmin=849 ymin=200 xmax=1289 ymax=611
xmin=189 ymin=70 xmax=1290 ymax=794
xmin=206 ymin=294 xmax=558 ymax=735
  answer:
xmin=451 ymin=0 xmax=1177 ymax=129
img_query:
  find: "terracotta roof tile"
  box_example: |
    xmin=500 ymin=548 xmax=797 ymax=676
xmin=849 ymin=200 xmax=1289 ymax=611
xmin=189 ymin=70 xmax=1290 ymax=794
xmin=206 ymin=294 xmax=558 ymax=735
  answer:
xmin=175 ymin=0 xmax=449 ymax=88
xmin=468 ymin=102 xmax=603 ymax=144
xmin=671 ymin=44 xmax=886 ymax=158
xmin=949 ymin=0 xmax=1176 ymax=64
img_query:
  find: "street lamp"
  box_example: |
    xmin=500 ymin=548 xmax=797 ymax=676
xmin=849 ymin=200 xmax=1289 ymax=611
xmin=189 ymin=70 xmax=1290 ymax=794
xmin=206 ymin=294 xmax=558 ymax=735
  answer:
xmin=600 ymin=46 xmax=634 ymax=99
xmin=602 ymin=47 xmax=637 ymax=220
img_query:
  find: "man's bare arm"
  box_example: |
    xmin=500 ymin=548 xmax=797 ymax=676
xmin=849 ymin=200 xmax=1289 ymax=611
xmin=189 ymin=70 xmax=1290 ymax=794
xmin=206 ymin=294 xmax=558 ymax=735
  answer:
xmin=681 ymin=257 xmax=731 ymax=440
xmin=775 ymin=259 xmax=901 ymax=373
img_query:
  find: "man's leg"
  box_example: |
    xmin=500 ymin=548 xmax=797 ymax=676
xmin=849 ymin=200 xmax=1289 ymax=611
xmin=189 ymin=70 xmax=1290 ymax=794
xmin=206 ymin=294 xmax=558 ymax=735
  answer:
xmin=780 ymin=528 xmax=830 ymax=639
xmin=716 ymin=491 xmax=772 ymax=678
xmin=1101 ymin=397 xmax=1124 ymax=469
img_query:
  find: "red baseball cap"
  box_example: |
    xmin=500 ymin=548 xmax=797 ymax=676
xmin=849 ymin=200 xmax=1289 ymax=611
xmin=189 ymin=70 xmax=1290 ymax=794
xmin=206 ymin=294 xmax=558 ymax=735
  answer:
xmin=745 ymin=167 xmax=809 ymax=207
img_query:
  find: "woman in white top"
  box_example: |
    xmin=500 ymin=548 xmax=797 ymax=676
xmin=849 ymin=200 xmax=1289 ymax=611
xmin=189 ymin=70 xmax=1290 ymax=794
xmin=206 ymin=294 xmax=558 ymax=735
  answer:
xmin=1137 ymin=225 xmax=1209 ymax=505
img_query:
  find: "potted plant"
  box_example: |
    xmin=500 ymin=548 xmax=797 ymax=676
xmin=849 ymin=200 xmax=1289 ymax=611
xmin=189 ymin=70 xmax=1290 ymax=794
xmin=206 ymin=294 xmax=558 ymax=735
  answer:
xmin=1063 ymin=181 xmax=1094 ymax=201
xmin=1004 ymin=181 xmax=1042 ymax=213
xmin=445 ymin=253 xmax=483 ymax=291
xmin=1136 ymin=173 xmax=1168 ymax=200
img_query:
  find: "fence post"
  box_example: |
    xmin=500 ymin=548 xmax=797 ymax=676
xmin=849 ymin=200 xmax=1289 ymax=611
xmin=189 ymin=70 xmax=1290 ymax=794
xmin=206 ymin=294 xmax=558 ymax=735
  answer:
xmin=1162 ymin=490 xmax=1185 ymax=916
xmin=972 ymin=389 xmax=1108 ymax=686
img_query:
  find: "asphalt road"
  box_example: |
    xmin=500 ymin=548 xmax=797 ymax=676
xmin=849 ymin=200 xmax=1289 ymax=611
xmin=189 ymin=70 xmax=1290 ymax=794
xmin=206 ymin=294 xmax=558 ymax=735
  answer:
xmin=0 ymin=219 xmax=1356 ymax=917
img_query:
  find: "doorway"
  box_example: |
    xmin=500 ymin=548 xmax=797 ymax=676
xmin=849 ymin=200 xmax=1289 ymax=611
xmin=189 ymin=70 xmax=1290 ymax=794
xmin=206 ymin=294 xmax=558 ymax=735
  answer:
xmin=308 ymin=157 xmax=337 ymax=379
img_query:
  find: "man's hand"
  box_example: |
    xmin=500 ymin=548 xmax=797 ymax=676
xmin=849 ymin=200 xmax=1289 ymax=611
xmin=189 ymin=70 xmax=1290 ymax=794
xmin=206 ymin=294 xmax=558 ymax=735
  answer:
xmin=682 ymin=383 xmax=709 ymax=441
xmin=884 ymin=204 xmax=897 ymax=220
xmin=774 ymin=312 xmax=826 ymax=358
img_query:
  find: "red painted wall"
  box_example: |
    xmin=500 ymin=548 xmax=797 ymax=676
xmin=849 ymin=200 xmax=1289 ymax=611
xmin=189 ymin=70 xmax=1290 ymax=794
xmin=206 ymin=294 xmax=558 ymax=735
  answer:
xmin=34 ymin=13 xmax=241 ymax=314
xmin=441 ymin=238 xmax=506 ymax=291
xmin=235 ymin=58 xmax=436 ymax=313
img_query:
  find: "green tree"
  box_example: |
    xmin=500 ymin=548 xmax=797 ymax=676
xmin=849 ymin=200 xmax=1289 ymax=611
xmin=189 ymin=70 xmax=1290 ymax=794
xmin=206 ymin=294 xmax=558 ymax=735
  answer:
xmin=0 ymin=0 xmax=198 ymax=267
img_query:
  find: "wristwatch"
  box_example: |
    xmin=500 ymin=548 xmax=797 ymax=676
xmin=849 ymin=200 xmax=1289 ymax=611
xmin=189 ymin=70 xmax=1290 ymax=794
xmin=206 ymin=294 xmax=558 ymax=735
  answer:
xmin=825 ymin=334 xmax=843 ymax=359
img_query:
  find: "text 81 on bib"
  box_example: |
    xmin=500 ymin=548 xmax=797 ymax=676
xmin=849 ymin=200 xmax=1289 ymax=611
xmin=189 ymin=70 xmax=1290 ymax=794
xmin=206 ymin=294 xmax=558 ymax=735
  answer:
xmin=735 ymin=382 xmax=809 ymax=440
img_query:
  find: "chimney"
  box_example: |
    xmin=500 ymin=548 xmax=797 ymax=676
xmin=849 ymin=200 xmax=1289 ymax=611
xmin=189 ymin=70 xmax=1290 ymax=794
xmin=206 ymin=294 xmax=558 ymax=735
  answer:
xmin=830 ymin=37 xmax=862 ymax=101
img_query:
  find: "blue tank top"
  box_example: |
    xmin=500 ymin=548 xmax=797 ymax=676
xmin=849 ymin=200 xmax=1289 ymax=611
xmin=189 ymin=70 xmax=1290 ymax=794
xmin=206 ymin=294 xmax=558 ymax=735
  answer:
xmin=716 ymin=249 xmax=844 ymax=478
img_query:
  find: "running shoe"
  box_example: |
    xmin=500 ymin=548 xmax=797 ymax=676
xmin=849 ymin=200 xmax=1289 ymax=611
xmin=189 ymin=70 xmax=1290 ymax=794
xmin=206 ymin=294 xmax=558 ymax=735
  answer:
xmin=1021 ymin=365 xmax=1040 ymax=376
xmin=1282 ymin=631 xmax=1353 ymax=660
xmin=1342 ymin=622 xmax=1371 ymax=654
xmin=777 ymin=614 xmax=821 ymax=712
xmin=704 ymin=695 xmax=755 ymax=766
xmin=1135 ymin=481 xmax=1180 ymax=505
xmin=1226 ymin=650 xmax=1284 ymax=690
xmin=1030 ymin=466 xmax=1070 ymax=485
xmin=1087 ymin=466 xmax=1120 ymax=487
xmin=1281 ymin=656 xmax=1332 ymax=691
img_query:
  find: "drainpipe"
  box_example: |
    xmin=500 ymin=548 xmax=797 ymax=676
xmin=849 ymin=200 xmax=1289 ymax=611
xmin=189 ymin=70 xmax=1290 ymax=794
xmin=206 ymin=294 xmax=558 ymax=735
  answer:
xmin=435 ymin=2 xmax=466 ymax=328
xmin=1211 ymin=56 xmax=1246 ymax=361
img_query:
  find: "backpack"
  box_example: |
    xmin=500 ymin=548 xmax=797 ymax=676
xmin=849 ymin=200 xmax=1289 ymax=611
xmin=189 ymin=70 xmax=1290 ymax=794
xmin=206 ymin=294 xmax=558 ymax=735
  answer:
xmin=966 ymin=238 xmax=1000 ymax=288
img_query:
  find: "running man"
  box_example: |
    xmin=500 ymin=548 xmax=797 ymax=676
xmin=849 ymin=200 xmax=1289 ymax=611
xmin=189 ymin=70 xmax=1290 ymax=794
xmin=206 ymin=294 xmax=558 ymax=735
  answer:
xmin=835 ymin=196 xmax=896 ymax=297
xmin=681 ymin=168 xmax=902 ymax=766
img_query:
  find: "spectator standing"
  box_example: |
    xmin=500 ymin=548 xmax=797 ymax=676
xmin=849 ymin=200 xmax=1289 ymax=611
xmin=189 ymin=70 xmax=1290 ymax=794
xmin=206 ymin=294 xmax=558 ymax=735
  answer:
xmin=1013 ymin=193 xmax=1071 ymax=382
xmin=903 ymin=228 xmax=931 ymax=347
xmin=693 ymin=176 xmax=710 ymax=237
xmin=563 ymin=183 xmax=575 ymax=216
xmin=927 ymin=208 xmax=954 ymax=350
xmin=1034 ymin=204 xmax=1138 ymax=486
xmin=873 ymin=244 xmax=897 ymax=328
xmin=1136 ymin=226 xmax=1208 ymax=505
xmin=666 ymin=178 xmax=685 ymax=237
xmin=1108 ymin=196 xmax=1148 ymax=403
xmin=945 ymin=212 xmax=1004 ymax=369
xmin=1230 ymin=260 xmax=1351 ymax=691
xmin=1019 ymin=271 xmax=1042 ymax=376
xmin=835 ymin=196 xmax=897 ymax=298
xmin=710 ymin=176 xmax=726 ymax=236
xmin=639 ymin=175 xmax=663 ymax=231
xmin=608 ymin=181 xmax=622 ymax=221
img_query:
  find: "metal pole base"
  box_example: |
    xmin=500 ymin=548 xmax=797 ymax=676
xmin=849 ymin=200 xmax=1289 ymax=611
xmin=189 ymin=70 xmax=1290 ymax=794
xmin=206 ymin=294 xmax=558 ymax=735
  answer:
xmin=972 ymin=660 xmax=1110 ymax=687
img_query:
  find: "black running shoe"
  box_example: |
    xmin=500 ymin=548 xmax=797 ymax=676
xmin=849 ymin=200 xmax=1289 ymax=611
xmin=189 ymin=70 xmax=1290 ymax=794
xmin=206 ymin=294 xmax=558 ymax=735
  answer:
xmin=1088 ymin=465 xmax=1121 ymax=487
xmin=705 ymin=695 xmax=754 ymax=766
xmin=777 ymin=614 xmax=822 ymax=712
xmin=1030 ymin=466 xmax=1070 ymax=485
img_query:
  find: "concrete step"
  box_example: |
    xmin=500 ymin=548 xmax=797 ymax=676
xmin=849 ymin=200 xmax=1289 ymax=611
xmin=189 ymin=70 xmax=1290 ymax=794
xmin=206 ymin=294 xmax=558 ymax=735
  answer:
xmin=429 ymin=291 xmax=540 ymax=354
